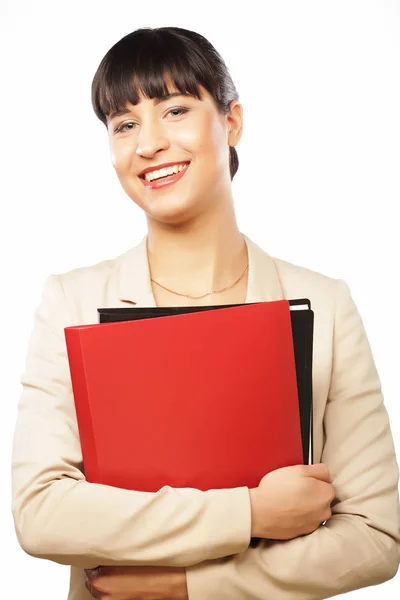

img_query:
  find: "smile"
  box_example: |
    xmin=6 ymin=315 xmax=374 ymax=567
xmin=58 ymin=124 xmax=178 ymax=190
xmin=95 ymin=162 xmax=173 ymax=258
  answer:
xmin=139 ymin=163 xmax=190 ymax=190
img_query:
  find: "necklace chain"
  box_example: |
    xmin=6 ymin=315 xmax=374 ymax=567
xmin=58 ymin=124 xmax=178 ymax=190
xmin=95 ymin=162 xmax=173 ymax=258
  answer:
xmin=151 ymin=263 xmax=249 ymax=300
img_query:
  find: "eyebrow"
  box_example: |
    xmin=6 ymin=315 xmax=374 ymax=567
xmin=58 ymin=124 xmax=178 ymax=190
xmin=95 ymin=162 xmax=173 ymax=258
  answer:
xmin=108 ymin=92 xmax=193 ymax=122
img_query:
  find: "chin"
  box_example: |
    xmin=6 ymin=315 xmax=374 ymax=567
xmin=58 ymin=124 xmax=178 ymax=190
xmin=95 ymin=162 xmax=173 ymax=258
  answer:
xmin=145 ymin=195 xmax=204 ymax=226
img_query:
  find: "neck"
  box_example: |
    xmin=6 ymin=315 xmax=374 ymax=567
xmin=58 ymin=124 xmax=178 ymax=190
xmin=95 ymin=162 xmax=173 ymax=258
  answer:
xmin=145 ymin=197 xmax=248 ymax=297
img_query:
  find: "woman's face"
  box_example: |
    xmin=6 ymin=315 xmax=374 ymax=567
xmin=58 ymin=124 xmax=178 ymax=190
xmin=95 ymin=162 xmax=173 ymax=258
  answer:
xmin=106 ymin=83 xmax=242 ymax=224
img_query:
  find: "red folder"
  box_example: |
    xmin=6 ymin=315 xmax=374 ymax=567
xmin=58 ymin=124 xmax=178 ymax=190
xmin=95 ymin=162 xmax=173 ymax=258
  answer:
xmin=64 ymin=301 xmax=303 ymax=492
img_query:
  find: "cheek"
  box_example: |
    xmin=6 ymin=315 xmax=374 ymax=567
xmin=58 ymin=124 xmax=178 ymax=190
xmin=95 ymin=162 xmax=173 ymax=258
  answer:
xmin=110 ymin=145 xmax=117 ymax=168
xmin=176 ymin=113 xmax=224 ymax=156
xmin=199 ymin=117 xmax=227 ymax=172
xmin=195 ymin=116 xmax=228 ymax=177
xmin=109 ymin=140 xmax=133 ymax=174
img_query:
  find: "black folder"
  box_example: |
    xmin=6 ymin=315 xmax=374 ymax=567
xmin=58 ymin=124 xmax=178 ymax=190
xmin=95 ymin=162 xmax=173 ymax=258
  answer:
xmin=97 ymin=299 xmax=314 ymax=466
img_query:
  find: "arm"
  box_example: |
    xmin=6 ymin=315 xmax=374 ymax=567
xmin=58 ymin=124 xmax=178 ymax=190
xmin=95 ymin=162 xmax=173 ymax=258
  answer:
xmin=11 ymin=275 xmax=251 ymax=569
xmin=185 ymin=279 xmax=400 ymax=599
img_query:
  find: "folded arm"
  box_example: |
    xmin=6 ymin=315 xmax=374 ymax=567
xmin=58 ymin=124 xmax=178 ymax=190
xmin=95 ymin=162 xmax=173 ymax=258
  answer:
xmin=11 ymin=275 xmax=252 ymax=569
xmin=185 ymin=279 xmax=400 ymax=599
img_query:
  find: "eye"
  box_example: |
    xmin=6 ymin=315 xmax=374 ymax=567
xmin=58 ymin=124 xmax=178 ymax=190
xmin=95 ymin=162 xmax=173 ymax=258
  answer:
xmin=114 ymin=108 xmax=189 ymax=134
xmin=167 ymin=107 xmax=189 ymax=117
xmin=115 ymin=121 xmax=136 ymax=133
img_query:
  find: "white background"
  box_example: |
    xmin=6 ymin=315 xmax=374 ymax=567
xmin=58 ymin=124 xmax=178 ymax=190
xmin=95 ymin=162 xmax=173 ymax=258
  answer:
xmin=1 ymin=0 xmax=399 ymax=597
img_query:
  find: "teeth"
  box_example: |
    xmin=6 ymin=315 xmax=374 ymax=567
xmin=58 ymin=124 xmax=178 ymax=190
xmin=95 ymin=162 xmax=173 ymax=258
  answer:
xmin=144 ymin=163 xmax=188 ymax=182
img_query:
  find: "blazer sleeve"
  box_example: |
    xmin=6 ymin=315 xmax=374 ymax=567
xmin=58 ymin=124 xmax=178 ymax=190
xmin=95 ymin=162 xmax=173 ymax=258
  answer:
xmin=11 ymin=274 xmax=252 ymax=569
xmin=185 ymin=278 xmax=400 ymax=599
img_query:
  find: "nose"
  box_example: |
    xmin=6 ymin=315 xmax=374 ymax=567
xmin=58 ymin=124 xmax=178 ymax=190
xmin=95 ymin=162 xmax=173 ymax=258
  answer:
xmin=136 ymin=119 xmax=170 ymax=157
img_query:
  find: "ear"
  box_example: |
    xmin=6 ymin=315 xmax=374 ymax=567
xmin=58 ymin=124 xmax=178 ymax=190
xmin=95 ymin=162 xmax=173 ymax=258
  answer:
xmin=226 ymin=100 xmax=243 ymax=147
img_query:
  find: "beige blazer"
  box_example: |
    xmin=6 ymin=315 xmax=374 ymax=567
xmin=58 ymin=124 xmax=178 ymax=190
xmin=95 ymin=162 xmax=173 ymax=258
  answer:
xmin=11 ymin=233 xmax=400 ymax=600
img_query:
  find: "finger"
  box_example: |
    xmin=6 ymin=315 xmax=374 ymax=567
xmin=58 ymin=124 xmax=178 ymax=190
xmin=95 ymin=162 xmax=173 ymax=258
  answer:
xmin=84 ymin=566 xmax=103 ymax=582
xmin=84 ymin=577 xmax=93 ymax=596
xmin=84 ymin=570 xmax=104 ymax=599
xmin=304 ymin=463 xmax=331 ymax=483
xmin=84 ymin=577 xmax=103 ymax=599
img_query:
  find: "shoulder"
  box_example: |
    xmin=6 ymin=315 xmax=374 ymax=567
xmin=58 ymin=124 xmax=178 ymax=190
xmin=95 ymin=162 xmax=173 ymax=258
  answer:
xmin=273 ymin=254 xmax=338 ymax=289
xmin=40 ymin=246 xmax=133 ymax=324
xmin=55 ymin=252 xmax=119 ymax=293
xmin=272 ymin=253 xmax=346 ymax=300
xmin=269 ymin=253 xmax=354 ymax=324
xmin=246 ymin=235 xmax=344 ymax=309
xmin=269 ymin=253 xmax=366 ymax=378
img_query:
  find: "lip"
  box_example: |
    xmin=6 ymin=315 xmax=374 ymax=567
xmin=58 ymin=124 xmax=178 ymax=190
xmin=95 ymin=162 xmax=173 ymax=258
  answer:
xmin=138 ymin=161 xmax=190 ymax=178
xmin=139 ymin=162 xmax=190 ymax=190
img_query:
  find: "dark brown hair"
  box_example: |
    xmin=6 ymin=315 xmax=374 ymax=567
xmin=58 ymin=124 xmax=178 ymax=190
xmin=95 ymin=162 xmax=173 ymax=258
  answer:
xmin=91 ymin=27 xmax=240 ymax=179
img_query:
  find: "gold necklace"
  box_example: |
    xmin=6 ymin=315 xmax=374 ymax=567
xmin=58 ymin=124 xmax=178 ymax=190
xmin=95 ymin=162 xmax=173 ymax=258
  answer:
xmin=151 ymin=262 xmax=249 ymax=300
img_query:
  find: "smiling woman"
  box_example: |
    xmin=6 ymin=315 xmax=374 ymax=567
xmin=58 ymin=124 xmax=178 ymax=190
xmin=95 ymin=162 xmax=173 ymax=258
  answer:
xmin=11 ymin=25 xmax=400 ymax=600
xmin=91 ymin=27 xmax=240 ymax=176
xmin=90 ymin=27 xmax=243 ymax=247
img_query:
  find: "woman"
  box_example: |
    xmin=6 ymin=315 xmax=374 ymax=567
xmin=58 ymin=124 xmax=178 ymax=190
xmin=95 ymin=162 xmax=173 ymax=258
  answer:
xmin=11 ymin=27 xmax=399 ymax=600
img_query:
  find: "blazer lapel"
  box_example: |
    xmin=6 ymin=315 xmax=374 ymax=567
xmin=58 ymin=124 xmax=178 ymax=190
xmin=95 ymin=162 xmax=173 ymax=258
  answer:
xmin=243 ymin=234 xmax=284 ymax=304
xmin=117 ymin=234 xmax=157 ymax=307
xmin=116 ymin=232 xmax=284 ymax=307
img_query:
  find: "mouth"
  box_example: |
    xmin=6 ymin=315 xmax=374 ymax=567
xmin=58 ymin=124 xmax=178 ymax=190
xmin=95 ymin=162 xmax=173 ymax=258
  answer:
xmin=139 ymin=162 xmax=190 ymax=190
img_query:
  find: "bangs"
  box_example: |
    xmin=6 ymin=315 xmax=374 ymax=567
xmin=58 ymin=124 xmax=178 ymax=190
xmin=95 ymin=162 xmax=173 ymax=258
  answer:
xmin=92 ymin=29 xmax=220 ymax=125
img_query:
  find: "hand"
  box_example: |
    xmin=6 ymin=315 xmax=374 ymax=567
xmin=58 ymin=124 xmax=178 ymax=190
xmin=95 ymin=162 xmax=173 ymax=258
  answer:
xmin=84 ymin=565 xmax=188 ymax=600
xmin=249 ymin=463 xmax=336 ymax=540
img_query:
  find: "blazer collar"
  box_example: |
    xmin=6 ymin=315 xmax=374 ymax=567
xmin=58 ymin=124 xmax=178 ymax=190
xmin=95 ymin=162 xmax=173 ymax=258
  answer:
xmin=116 ymin=232 xmax=284 ymax=307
